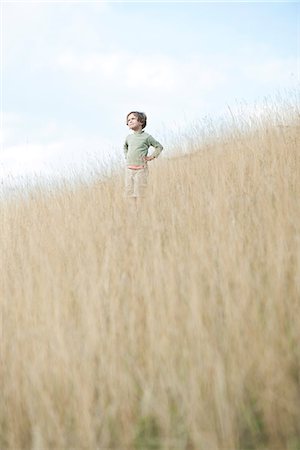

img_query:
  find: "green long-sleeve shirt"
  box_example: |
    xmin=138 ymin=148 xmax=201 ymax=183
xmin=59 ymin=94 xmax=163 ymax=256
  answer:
xmin=124 ymin=130 xmax=163 ymax=166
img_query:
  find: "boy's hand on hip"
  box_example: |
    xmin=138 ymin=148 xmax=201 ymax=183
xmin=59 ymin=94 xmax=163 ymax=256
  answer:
xmin=144 ymin=156 xmax=155 ymax=162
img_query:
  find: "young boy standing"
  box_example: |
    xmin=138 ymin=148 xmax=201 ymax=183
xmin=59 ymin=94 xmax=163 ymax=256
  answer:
xmin=124 ymin=111 xmax=163 ymax=204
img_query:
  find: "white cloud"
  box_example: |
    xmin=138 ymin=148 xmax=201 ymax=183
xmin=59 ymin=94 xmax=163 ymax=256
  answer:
xmin=55 ymin=50 xmax=226 ymax=94
xmin=243 ymin=57 xmax=299 ymax=85
xmin=125 ymin=55 xmax=178 ymax=91
xmin=56 ymin=51 xmax=123 ymax=77
xmin=3 ymin=2 xmax=111 ymax=70
xmin=2 ymin=113 xmax=63 ymax=147
xmin=1 ymin=111 xmax=118 ymax=183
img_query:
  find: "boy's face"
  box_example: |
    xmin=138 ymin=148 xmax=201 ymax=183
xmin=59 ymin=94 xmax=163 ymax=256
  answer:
xmin=127 ymin=113 xmax=143 ymax=132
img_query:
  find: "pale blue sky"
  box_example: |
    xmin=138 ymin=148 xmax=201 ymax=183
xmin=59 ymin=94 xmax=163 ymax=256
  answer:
xmin=0 ymin=1 xmax=299 ymax=182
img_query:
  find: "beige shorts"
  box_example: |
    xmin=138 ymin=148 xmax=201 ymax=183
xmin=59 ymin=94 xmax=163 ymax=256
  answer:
xmin=124 ymin=166 xmax=149 ymax=198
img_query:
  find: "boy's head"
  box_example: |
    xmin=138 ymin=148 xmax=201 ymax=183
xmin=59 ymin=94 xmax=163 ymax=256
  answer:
xmin=126 ymin=111 xmax=147 ymax=130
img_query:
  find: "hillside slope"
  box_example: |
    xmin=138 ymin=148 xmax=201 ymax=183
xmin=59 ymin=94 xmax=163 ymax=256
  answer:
xmin=1 ymin=102 xmax=299 ymax=449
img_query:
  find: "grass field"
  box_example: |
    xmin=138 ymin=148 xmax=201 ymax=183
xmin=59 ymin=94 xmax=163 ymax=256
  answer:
xmin=1 ymin=97 xmax=299 ymax=449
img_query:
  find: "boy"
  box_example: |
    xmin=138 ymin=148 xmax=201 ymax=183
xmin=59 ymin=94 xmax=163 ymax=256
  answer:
xmin=124 ymin=111 xmax=163 ymax=204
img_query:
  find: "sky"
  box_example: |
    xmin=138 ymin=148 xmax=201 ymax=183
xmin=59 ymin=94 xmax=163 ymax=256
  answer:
xmin=0 ymin=0 xmax=299 ymax=186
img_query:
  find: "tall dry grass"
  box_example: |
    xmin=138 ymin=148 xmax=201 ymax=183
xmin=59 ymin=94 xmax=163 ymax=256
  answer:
xmin=1 ymin=97 xmax=300 ymax=449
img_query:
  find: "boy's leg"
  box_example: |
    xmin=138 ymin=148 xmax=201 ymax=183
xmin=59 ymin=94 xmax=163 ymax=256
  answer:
xmin=134 ymin=167 xmax=149 ymax=199
xmin=124 ymin=168 xmax=148 ymax=215
xmin=124 ymin=168 xmax=138 ymax=216
xmin=124 ymin=168 xmax=135 ymax=198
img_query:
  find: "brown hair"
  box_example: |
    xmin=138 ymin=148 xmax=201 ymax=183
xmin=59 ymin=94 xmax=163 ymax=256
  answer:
xmin=126 ymin=111 xmax=147 ymax=129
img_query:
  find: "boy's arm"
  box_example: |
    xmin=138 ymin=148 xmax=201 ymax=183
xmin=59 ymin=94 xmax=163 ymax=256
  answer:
xmin=124 ymin=139 xmax=128 ymax=158
xmin=147 ymin=135 xmax=163 ymax=159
